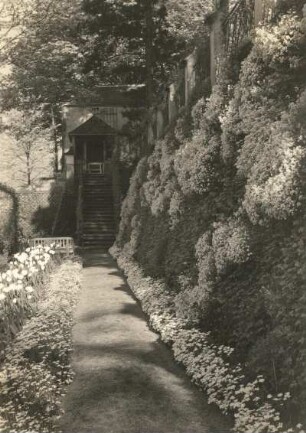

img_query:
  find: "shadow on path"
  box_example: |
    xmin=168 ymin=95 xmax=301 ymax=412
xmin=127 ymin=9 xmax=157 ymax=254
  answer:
xmin=60 ymin=250 xmax=232 ymax=433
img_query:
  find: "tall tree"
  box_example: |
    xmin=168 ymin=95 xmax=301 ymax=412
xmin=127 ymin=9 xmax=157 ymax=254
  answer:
xmin=0 ymin=108 xmax=53 ymax=188
xmin=79 ymin=0 xmax=187 ymax=96
xmin=0 ymin=0 xmax=85 ymax=171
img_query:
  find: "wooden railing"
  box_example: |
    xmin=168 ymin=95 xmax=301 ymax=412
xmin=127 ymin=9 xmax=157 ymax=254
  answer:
xmin=87 ymin=162 xmax=105 ymax=174
xmin=29 ymin=237 xmax=75 ymax=254
xmin=76 ymin=160 xmax=105 ymax=176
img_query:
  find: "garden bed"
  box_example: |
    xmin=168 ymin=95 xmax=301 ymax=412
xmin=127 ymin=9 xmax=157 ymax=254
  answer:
xmin=110 ymin=245 xmax=304 ymax=433
xmin=0 ymin=254 xmax=82 ymax=432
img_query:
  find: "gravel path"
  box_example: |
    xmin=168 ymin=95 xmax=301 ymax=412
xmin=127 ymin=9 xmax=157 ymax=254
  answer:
xmin=60 ymin=250 xmax=231 ymax=433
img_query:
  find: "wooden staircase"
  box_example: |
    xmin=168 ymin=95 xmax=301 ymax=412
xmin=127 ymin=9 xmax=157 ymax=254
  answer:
xmin=80 ymin=174 xmax=116 ymax=249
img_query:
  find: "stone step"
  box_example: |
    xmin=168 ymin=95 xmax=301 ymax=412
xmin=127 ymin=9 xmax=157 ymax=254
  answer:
xmin=83 ymin=205 xmax=113 ymax=208
xmin=82 ymin=222 xmax=115 ymax=227
xmin=83 ymin=186 xmax=112 ymax=189
xmin=83 ymin=183 xmax=112 ymax=187
xmin=83 ymin=224 xmax=115 ymax=229
xmin=83 ymin=193 xmax=113 ymax=197
xmin=83 ymin=192 xmax=113 ymax=195
xmin=83 ymin=205 xmax=113 ymax=209
xmin=83 ymin=220 xmax=114 ymax=224
xmin=82 ymin=238 xmax=115 ymax=242
xmin=84 ymin=192 xmax=113 ymax=195
xmin=82 ymin=241 xmax=114 ymax=248
xmin=83 ymin=197 xmax=113 ymax=200
xmin=83 ymin=231 xmax=115 ymax=235
xmin=82 ymin=235 xmax=115 ymax=241
xmin=83 ymin=202 xmax=113 ymax=206
xmin=83 ymin=186 xmax=112 ymax=188
xmin=83 ymin=204 xmax=113 ymax=208
xmin=83 ymin=219 xmax=114 ymax=223
xmin=83 ymin=211 xmax=114 ymax=215
xmin=83 ymin=221 xmax=114 ymax=225
xmin=82 ymin=225 xmax=115 ymax=230
xmin=83 ymin=212 xmax=114 ymax=216
xmin=82 ymin=230 xmax=115 ymax=235
xmin=83 ymin=214 xmax=114 ymax=219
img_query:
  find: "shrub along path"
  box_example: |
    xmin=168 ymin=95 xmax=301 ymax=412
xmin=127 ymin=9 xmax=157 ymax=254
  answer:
xmin=60 ymin=250 xmax=230 ymax=433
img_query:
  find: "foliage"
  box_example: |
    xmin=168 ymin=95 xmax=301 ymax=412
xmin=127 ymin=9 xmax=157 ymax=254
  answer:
xmin=165 ymin=0 xmax=213 ymax=43
xmin=111 ymin=246 xmax=304 ymax=433
xmin=0 ymin=258 xmax=82 ymax=432
xmin=79 ymin=0 xmax=190 ymax=89
xmin=114 ymin=10 xmax=306 ymax=426
xmin=0 ymin=108 xmax=53 ymax=187
xmin=0 ymin=183 xmax=19 ymax=255
xmin=0 ymin=0 xmax=84 ymax=106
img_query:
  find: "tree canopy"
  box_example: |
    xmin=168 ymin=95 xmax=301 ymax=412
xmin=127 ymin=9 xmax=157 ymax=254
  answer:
xmin=0 ymin=0 xmax=214 ymax=183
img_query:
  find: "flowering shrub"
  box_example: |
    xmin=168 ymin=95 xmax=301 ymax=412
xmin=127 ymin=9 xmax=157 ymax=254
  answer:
xmin=196 ymin=231 xmax=216 ymax=287
xmin=113 ymin=7 xmax=306 ymax=426
xmin=0 ymin=245 xmax=58 ymax=356
xmin=211 ymin=217 xmax=251 ymax=273
xmin=0 ymin=258 xmax=82 ymax=432
xmin=116 ymin=156 xmax=148 ymax=249
xmin=174 ymin=133 xmax=220 ymax=195
xmin=174 ymin=85 xmax=229 ymax=196
xmin=168 ymin=189 xmax=185 ymax=228
xmin=140 ymin=135 xmax=183 ymax=220
xmin=241 ymin=115 xmax=306 ymax=224
xmin=111 ymin=247 xmax=304 ymax=433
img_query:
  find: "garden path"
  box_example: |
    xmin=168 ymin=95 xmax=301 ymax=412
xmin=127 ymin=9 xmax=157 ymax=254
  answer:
xmin=60 ymin=250 xmax=231 ymax=433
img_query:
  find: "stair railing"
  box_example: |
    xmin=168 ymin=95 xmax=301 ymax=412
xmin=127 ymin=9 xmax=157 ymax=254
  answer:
xmin=76 ymin=174 xmax=84 ymax=246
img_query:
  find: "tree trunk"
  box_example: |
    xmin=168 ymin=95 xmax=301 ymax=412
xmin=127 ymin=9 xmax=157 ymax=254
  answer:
xmin=51 ymin=105 xmax=58 ymax=172
xmin=145 ymin=0 xmax=153 ymax=107
xmin=26 ymin=152 xmax=31 ymax=186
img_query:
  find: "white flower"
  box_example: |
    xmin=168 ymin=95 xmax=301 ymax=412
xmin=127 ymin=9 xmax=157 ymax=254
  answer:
xmin=0 ymin=293 xmax=6 ymax=301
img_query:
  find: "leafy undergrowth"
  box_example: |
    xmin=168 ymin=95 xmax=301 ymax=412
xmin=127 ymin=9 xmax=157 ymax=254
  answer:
xmin=0 ymin=258 xmax=82 ymax=433
xmin=111 ymin=245 xmax=304 ymax=433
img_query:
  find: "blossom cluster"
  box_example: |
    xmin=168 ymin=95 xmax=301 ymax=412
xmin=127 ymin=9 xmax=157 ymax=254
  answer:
xmin=112 ymin=9 xmax=306 ymax=427
xmin=242 ymin=123 xmax=305 ymax=224
xmin=174 ymin=132 xmax=220 ymax=196
xmin=0 ymin=245 xmax=57 ymax=355
xmin=212 ymin=217 xmax=251 ymax=273
xmin=142 ymin=137 xmax=177 ymax=215
xmin=0 ymin=259 xmax=82 ymax=433
xmin=110 ymin=247 xmax=304 ymax=433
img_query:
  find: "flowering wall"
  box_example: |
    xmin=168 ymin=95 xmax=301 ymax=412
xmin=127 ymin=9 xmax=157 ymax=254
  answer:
xmin=114 ymin=10 xmax=306 ymax=429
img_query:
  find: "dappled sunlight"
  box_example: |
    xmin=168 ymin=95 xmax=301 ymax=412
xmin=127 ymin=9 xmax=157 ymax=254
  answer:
xmin=60 ymin=251 xmax=230 ymax=433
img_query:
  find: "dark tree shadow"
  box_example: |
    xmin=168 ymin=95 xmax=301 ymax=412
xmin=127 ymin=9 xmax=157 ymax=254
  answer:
xmin=31 ymin=179 xmax=77 ymax=238
xmin=0 ymin=182 xmax=19 ymax=255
